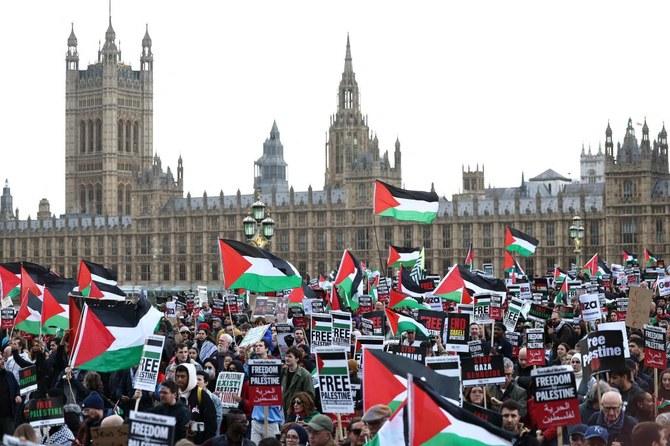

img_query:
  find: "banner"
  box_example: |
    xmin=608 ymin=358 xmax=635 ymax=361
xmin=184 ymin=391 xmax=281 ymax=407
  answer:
xmin=134 ymin=335 xmax=165 ymax=392
xmin=443 ymin=313 xmax=470 ymax=352
xmin=425 ymin=356 xmax=462 ymax=405
xmin=361 ymin=311 xmax=385 ymax=336
xmin=27 ymin=398 xmax=64 ymax=428
xmin=473 ymin=296 xmax=493 ymax=325
xmin=526 ymin=328 xmax=545 ymax=366
xmin=358 ymin=295 xmax=373 ymax=314
xmin=311 ymin=313 xmax=333 ymax=351
xmin=579 ymin=293 xmax=602 ymax=322
xmin=503 ymin=298 xmax=523 ymax=332
xmin=527 ymin=303 xmax=552 ymax=323
xmin=387 ymin=343 xmax=424 ymax=364
xmin=0 ymin=308 xmax=14 ymax=329
xmin=658 ymin=276 xmax=670 ymax=297
xmin=331 ymin=311 xmax=352 ymax=349
xmin=211 ymin=298 xmax=225 ymax=318
xmin=215 ymin=372 xmax=245 ymax=408
xmin=586 ymin=330 xmax=625 ymax=374
xmin=417 ymin=310 xmax=446 ymax=338
xmin=529 ymin=365 xmax=580 ymax=430
xmin=316 ymin=349 xmax=353 ymax=414
xmin=128 ymin=411 xmax=176 ymax=446
xmin=19 ymin=366 xmax=37 ymax=396
xmin=248 ymin=359 xmax=282 ymax=406
xmin=424 ymin=296 xmax=443 ymax=312
xmin=644 ymin=324 xmax=667 ymax=369
xmin=461 ymin=356 xmax=505 ymax=386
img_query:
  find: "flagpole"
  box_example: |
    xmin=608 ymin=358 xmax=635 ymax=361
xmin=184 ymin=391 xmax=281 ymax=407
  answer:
xmin=372 ymin=215 xmax=386 ymax=277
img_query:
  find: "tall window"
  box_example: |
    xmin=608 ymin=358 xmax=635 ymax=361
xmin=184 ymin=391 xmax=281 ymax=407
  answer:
xmin=117 ymin=120 xmax=124 ymax=152
xmin=423 ymin=226 xmax=432 ymax=249
xmin=442 ymin=225 xmax=452 ymax=249
xmin=621 ymin=218 xmax=637 ymax=244
xmin=315 ymin=232 xmax=326 ymax=251
xmin=210 ymin=263 xmax=219 ymax=281
xmin=589 ymin=221 xmax=600 ymax=246
xmin=81 ymin=121 xmax=86 ymax=153
xmin=461 ymin=224 xmax=472 ymax=249
xmin=162 ymin=264 xmax=170 ymax=281
xmin=335 ymin=230 xmax=344 ymax=251
xmin=545 ymin=222 xmax=555 ymax=246
xmin=403 ymin=226 xmax=413 ymax=246
xmin=140 ymin=264 xmax=150 ymax=281
xmin=297 ymin=233 xmax=307 ymax=251
xmin=356 ymin=229 xmax=369 ymax=250
xmin=482 ymin=223 xmax=493 ymax=248
xmin=194 ymin=264 xmax=202 ymax=281
xmin=383 ymin=227 xmax=393 ymax=247
xmin=95 ymin=119 xmax=102 ymax=151
xmin=656 ymin=219 xmax=664 ymax=243
xmin=133 ymin=121 xmax=139 ymax=152
xmin=623 ymin=180 xmax=634 ymax=200
xmin=178 ymin=264 xmax=186 ymax=281
xmin=278 ymin=232 xmax=289 ymax=252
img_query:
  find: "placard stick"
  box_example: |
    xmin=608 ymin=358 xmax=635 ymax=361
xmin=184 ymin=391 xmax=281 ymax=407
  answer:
xmin=264 ymin=407 xmax=269 ymax=439
xmin=557 ymin=427 xmax=563 ymax=446
xmin=337 ymin=414 xmax=344 ymax=442
xmin=483 ymin=386 xmax=487 ymax=409
xmin=490 ymin=322 xmax=495 ymax=350
xmin=655 ymin=369 xmax=659 ymax=417
xmin=135 ymin=395 xmax=140 ymax=412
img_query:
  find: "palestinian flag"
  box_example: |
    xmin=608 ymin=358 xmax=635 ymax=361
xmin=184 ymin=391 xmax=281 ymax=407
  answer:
xmin=389 ymin=289 xmax=429 ymax=310
xmin=645 ymin=248 xmax=658 ymax=267
xmin=598 ymin=258 xmax=612 ymax=277
xmin=0 ymin=262 xmax=54 ymax=305
xmin=14 ymin=264 xmax=55 ymax=335
xmin=582 ymin=254 xmax=611 ymax=278
xmin=622 ymin=250 xmax=638 ymax=265
xmin=384 ymin=308 xmax=429 ymax=339
xmin=287 ymin=284 xmax=316 ymax=306
xmin=76 ymin=260 xmax=125 ymax=300
xmin=328 ymin=287 xmax=341 ymax=312
xmin=503 ymin=252 xmax=525 ymax=281
xmin=362 ymin=349 xmax=459 ymax=412
xmin=332 ymin=310 xmax=352 ymax=331
xmin=367 ymin=401 xmax=407 ymax=446
xmin=355 ymin=335 xmax=385 ymax=356
xmin=41 ymin=277 xmax=76 ymax=330
xmin=504 ymin=226 xmax=539 ymax=257
xmin=218 ymin=239 xmax=301 ymax=292
xmin=433 ymin=265 xmax=471 ymax=304
xmin=387 ymin=246 xmax=422 ymax=268
xmin=316 ymin=350 xmax=349 ymax=376
xmin=399 ymin=266 xmax=432 ymax=298
xmin=69 ymin=297 xmax=162 ymax=372
xmin=374 ymin=180 xmax=439 ymax=224
xmin=311 ymin=313 xmax=332 ymax=332
xmin=334 ymin=250 xmax=363 ymax=309
xmin=464 ymin=243 xmax=474 ymax=269
xmin=554 ymin=277 xmax=569 ymax=305
xmin=407 ymin=376 xmax=514 ymax=446
xmin=553 ymin=267 xmax=570 ymax=284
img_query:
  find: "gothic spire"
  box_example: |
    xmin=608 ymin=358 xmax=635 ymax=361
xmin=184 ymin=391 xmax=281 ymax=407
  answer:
xmin=344 ymin=33 xmax=353 ymax=74
xmin=68 ymin=23 xmax=77 ymax=47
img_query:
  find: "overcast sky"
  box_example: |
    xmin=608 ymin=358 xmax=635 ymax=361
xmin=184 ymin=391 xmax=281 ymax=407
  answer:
xmin=1 ymin=0 xmax=669 ymax=218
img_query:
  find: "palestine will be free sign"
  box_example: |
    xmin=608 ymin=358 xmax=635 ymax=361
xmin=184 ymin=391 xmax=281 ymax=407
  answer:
xmin=248 ymin=359 xmax=282 ymax=406
xmin=134 ymin=335 xmax=165 ymax=392
xmin=530 ymin=365 xmax=580 ymax=430
xmin=316 ymin=349 xmax=353 ymax=414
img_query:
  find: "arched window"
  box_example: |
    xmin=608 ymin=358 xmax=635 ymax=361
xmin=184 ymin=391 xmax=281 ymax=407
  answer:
xmin=133 ymin=122 xmax=139 ymax=152
xmin=125 ymin=186 xmax=131 ymax=215
xmin=95 ymin=119 xmax=102 ymax=152
xmin=623 ymin=180 xmax=634 ymax=199
xmin=125 ymin=121 xmax=131 ymax=152
xmin=117 ymin=120 xmax=123 ymax=152
xmin=118 ymin=185 xmax=124 ymax=215
xmin=79 ymin=185 xmax=87 ymax=213
xmin=87 ymin=185 xmax=94 ymax=215
xmin=95 ymin=184 xmax=102 ymax=215
xmin=88 ymin=120 xmax=94 ymax=152
xmin=80 ymin=121 xmax=86 ymax=153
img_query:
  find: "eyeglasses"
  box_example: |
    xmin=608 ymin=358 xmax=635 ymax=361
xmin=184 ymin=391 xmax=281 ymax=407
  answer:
xmin=293 ymin=400 xmax=304 ymax=405
xmin=602 ymin=406 xmax=621 ymax=412
xmin=351 ymin=429 xmax=362 ymax=435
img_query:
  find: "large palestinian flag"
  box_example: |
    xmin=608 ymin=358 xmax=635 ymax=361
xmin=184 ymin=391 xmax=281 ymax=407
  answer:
xmin=362 ymin=349 xmax=459 ymax=412
xmin=622 ymin=250 xmax=637 ymax=265
xmin=0 ymin=262 xmax=54 ymax=306
xmin=69 ymin=297 xmax=162 ymax=372
xmin=384 ymin=308 xmax=429 ymax=339
xmin=76 ymin=260 xmax=125 ymax=300
xmin=583 ymin=254 xmax=611 ymax=278
xmin=333 ymin=250 xmax=363 ymax=309
xmin=554 ymin=277 xmax=569 ymax=305
xmin=406 ymin=376 xmax=514 ymax=446
xmin=645 ymin=248 xmax=658 ymax=267
xmin=432 ymin=265 xmax=471 ymax=304
xmin=374 ymin=180 xmax=439 ymax=224
xmin=389 ymin=289 xmax=429 ymax=310
xmin=504 ymin=226 xmax=539 ymax=257
xmin=434 ymin=265 xmax=506 ymax=304
xmin=41 ymin=277 xmax=76 ymax=330
xmin=218 ymin=239 xmax=301 ymax=292
xmin=387 ymin=245 xmax=422 ymax=268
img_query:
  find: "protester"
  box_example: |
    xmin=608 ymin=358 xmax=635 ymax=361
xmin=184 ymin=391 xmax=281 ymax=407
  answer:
xmin=626 ymin=391 xmax=656 ymax=422
xmin=249 ymin=340 xmax=284 ymax=444
xmin=488 ymin=357 xmax=527 ymax=417
xmin=361 ymin=404 xmax=391 ymax=439
xmin=500 ymin=400 xmax=539 ymax=445
xmin=583 ymin=425 xmax=608 ymax=446
xmin=568 ymin=424 xmax=588 ymax=446
xmin=586 ymin=391 xmax=636 ymax=446
xmin=196 ymin=370 xmax=224 ymax=435
xmin=13 ymin=423 xmax=38 ymax=443
xmin=286 ymin=391 xmax=319 ymax=423
xmin=146 ymin=379 xmax=191 ymax=442
xmin=0 ymin=353 xmax=21 ymax=437
xmin=175 ymin=363 xmax=217 ymax=443
xmin=281 ymin=347 xmax=315 ymax=416
xmin=283 ymin=422 xmax=309 ymax=446
xmin=631 ymin=421 xmax=667 ymax=446
xmin=607 ymin=362 xmax=643 ymax=408
xmin=305 ymin=414 xmax=336 ymax=446
xmin=201 ymin=409 xmax=253 ymax=446
xmin=76 ymin=391 xmax=105 ymax=446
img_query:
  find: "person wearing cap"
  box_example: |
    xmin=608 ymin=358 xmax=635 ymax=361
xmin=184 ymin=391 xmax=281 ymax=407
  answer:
xmin=568 ymin=424 xmax=587 ymax=446
xmin=305 ymin=414 xmax=336 ymax=446
xmin=586 ymin=391 xmax=636 ymax=446
xmin=75 ymin=391 xmax=104 ymax=446
xmin=584 ymin=425 xmax=608 ymax=446
xmin=361 ymin=404 xmax=392 ymax=439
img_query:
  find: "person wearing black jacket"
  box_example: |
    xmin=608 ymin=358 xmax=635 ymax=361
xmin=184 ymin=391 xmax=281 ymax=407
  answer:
xmin=0 ymin=354 xmax=21 ymax=437
xmin=176 ymin=363 xmax=217 ymax=443
xmin=492 ymin=323 xmax=513 ymax=359
xmin=147 ymin=380 xmax=191 ymax=442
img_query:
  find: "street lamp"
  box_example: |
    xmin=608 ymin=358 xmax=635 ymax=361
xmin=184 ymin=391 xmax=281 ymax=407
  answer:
xmin=569 ymin=215 xmax=584 ymax=267
xmin=243 ymin=192 xmax=274 ymax=249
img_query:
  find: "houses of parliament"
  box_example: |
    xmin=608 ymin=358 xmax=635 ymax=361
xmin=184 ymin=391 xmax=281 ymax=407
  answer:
xmin=0 ymin=18 xmax=668 ymax=289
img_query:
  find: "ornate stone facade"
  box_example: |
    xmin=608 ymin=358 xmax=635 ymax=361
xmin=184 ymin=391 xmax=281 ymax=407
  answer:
xmin=0 ymin=24 xmax=667 ymax=290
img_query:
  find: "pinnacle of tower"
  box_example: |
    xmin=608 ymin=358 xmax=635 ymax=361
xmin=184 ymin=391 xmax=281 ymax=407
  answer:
xmin=627 ymin=117 xmax=634 ymax=131
xmin=606 ymin=120 xmax=612 ymax=136
xmin=581 ymin=143 xmax=585 ymax=155
xmin=588 ymin=144 xmax=592 ymax=155
xmin=105 ymin=17 xmax=116 ymax=43
xmin=661 ymin=122 xmax=667 ymax=138
xmin=142 ymin=24 xmax=152 ymax=47
xmin=643 ymin=117 xmax=649 ymax=133
xmin=270 ymin=120 xmax=279 ymax=139
xmin=598 ymin=143 xmax=602 ymax=154
xmin=395 ymin=137 xmax=400 ymax=149
xmin=344 ymin=34 xmax=353 ymax=74
xmin=68 ymin=23 xmax=77 ymax=46
xmin=3 ymin=179 xmax=8 ymax=189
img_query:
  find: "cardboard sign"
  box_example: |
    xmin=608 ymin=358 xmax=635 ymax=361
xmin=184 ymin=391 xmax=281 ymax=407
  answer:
xmin=248 ymin=359 xmax=282 ymax=406
xmin=579 ymin=293 xmax=602 ymax=322
xmin=289 ymin=306 xmax=306 ymax=329
xmin=361 ymin=311 xmax=385 ymax=336
xmin=311 ymin=313 xmax=333 ymax=351
xmin=128 ymin=411 xmax=176 ymax=446
xmin=644 ymin=324 xmax=667 ymax=369
xmin=444 ymin=313 xmax=470 ymax=352
xmin=358 ymin=295 xmax=373 ymax=314
xmin=316 ymin=349 xmax=353 ymax=413
xmin=417 ymin=310 xmax=446 ymax=338
xmin=331 ymin=311 xmax=352 ymax=349
xmin=529 ymin=365 xmax=581 ymax=430
xmin=224 ymin=294 xmax=240 ymax=314
xmin=461 ymin=355 xmax=505 ymax=386
xmin=134 ymin=335 xmax=165 ymax=392
xmin=0 ymin=308 xmax=14 ymax=329
xmin=503 ymin=298 xmax=523 ymax=332
xmin=276 ymin=324 xmax=292 ymax=358
xmin=27 ymin=398 xmax=64 ymax=428
xmin=527 ymin=303 xmax=552 ymax=323
xmin=91 ymin=425 xmax=129 ymax=446
xmin=215 ymin=372 xmax=245 ymax=408
xmin=586 ymin=330 xmax=625 ymax=374
xmin=387 ymin=343 xmax=424 ymax=364
xmin=238 ymin=324 xmax=271 ymax=348
xmin=164 ymin=301 xmax=177 ymax=319
xmin=468 ymin=340 xmax=484 ymax=357
xmin=526 ymin=329 xmax=546 ymax=366
xmin=473 ymin=296 xmax=493 ymax=325
xmin=627 ymin=287 xmax=654 ymax=330
xmin=19 ymin=366 xmax=37 ymax=396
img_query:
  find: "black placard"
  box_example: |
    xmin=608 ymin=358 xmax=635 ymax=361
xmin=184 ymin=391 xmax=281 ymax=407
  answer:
xmin=585 ymin=330 xmax=625 ymax=374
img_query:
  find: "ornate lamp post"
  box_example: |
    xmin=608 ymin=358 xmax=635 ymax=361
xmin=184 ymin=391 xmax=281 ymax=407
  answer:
xmin=243 ymin=192 xmax=275 ymax=249
xmin=568 ymin=215 xmax=585 ymax=268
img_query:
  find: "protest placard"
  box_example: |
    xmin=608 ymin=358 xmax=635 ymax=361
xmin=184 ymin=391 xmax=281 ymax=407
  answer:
xmin=211 ymin=298 xmax=225 ymax=318
xmin=627 ymin=287 xmax=654 ymax=330
xmin=526 ymin=303 xmax=552 ymax=323
xmin=128 ymin=411 xmax=175 ymax=446
xmin=90 ymin=425 xmax=129 ymax=446
xmin=331 ymin=311 xmax=352 ymax=348
xmin=529 ymin=365 xmax=580 ymax=430
xmin=0 ymin=308 xmax=14 ymax=329
xmin=275 ymin=324 xmax=292 ymax=358
xmin=489 ymin=295 xmax=503 ymax=320
xmin=503 ymin=298 xmax=523 ymax=332
xmin=644 ymin=324 xmax=667 ymax=369
xmin=27 ymin=398 xmax=64 ymax=428
xmin=238 ymin=324 xmax=271 ymax=348
xmin=473 ymin=296 xmax=493 ymax=325
xmin=311 ymin=313 xmax=333 ymax=351
xmin=355 ymin=335 xmax=385 ymax=360
xmin=658 ymin=276 xmax=670 ymax=297
xmin=196 ymin=286 xmax=208 ymax=307
xmin=387 ymin=343 xmax=424 ymax=364
xmin=224 ymin=294 xmax=240 ymax=314
xmin=598 ymin=321 xmax=630 ymax=358
xmin=443 ymin=313 xmax=469 ymax=352
xmin=423 ymin=295 xmax=443 ymax=312
xmin=417 ymin=310 xmax=446 ymax=338
xmin=526 ymin=328 xmax=545 ymax=366
xmin=468 ymin=340 xmax=484 ymax=357
xmin=134 ymin=335 xmax=165 ymax=392
xmin=357 ymin=295 xmax=373 ymax=314
xmin=215 ymin=372 xmax=245 ymax=408
xmin=361 ymin=311 xmax=385 ymax=336
xmin=248 ymin=359 xmax=282 ymax=406
xmin=316 ymin=349 xmax=353 ymax=413
xmin=461 ymin=356 xmax=505 ymax=386
xmin=585 ymin=330 xmax=625 ymax=374
xmin=164 ymin=301 xmax=176 ymax=319
xmin=288 ymin=306 xmax=306 ymax=329
xmin=505 ymin=331 xmax=521 ymax=357
xmin=19 ymin=366 xmax=37 ymax=396
xmin=579 ymin=293 xmax=602 ymax=322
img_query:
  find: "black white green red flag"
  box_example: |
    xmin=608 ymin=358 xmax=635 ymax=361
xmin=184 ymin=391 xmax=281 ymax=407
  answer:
xmin=374 ymin=180 xmax=439 ymax=224
xmin=384 ymin=308 xmax=429 ymax=340
xmin=15 ymin=264 xmax=58 ymax=335
xmin=218 ymin=239 xmax=302 ymax=292
xmin=645 ymin=248 xmax=658 ymax=267
xmin=76 ymin=260 xmax=125 ymax=300
xmin=622 ymin=250 xmax=637 ymax=265
xmin=387 ymin=246 xmax=423 ymax=268
xmin=504 ymin=226 xmax=539 ymax=257
xmin=41 ymin=277 xmax=76 ymax=331
xmin=334 ymin=250 xmax=363 ymax=309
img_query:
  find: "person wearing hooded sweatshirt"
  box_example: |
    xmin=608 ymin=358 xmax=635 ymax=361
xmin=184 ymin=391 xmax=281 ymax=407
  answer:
xmin=175 ymin=363 xmax=217 ymax=444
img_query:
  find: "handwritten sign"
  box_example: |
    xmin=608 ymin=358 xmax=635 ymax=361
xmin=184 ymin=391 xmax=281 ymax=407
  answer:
xmin=215 ymin=372 xmax=244 ymax=408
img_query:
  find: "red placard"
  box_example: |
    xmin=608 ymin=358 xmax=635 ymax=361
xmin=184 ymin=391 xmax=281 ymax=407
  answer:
xmin=529 ymin=366 xmax=581 ymax=430
xmin=1 ymin=308 xmax=15 ymax=329
xmin=526 ymin=329 xmax=546 ymax=366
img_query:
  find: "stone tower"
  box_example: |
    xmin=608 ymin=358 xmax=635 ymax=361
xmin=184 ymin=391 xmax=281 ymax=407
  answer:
xmin=254 ymin=121 xmax=289 ymax=195
xmin=462 ymin=165 xmax=485 ymax=195
xmin=580 ymin=143 xmax=605 ymax=184
xmin=0 ymin=180 xmax=15 ymax=221
xmin=64 ymin=17 xmax=153 ymax=216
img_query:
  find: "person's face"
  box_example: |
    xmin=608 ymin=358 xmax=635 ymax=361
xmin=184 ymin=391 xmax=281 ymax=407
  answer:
xmin=196 ymin=375 xmax=206 ymax=389
xmin=175 ymin=370 xmax=189 ymax=391
xmin=285 ymin=353 xmax=298 ymax=368
xmin=610 ymin=312 xmax=618 ymax=321
xmin=574 ymin=325 xmax=582 ymax=336
xmin=254 ymin=342 xmax=267 ymax=357
xmin=285 ymin=429 xmax=302 ymax=446
xmin=641 ymin=392 xmax=655 ymax=413
xmin=11 ymin=339 xmax=21 ymax=350
xmin=571 ymin=356 xmax=582 ymax=373
xmin=225 ymin=325 xmax=235 ymax=337
xmin=218 ymin=336 xmax=230 ymax=349
xmin=518 ymin=349 xmax=527 ymax=368
xmin=586 ymin=438 xmax=606 ymax=446
xmin=557 ymin=344 xmax=567 ymax=357
xmin=212 ymin=320 xmax=222 ymax=330
xmin=159 ymin=386 xmax=176 ymax=405
xmin=189 ymin=348 xmax=198 ymax=360
xmin=177 ymin=347 xmax=188 ymax=362
xmin=501 ymin=408 xmax=520 ymax=433
xmin=601 ymin=395 xmax=622 ymax=424
xmin=629 ymin=342 xmax=641 ymax=359
xmin=494 ymin=326 xmax=503 ymax=339
xmin=204 ymin=362 xmax=216 ymax=379
xmin=663 ymin=372 xmax=670 ymax=390
xmin=374 ymin=302 xmax=384 ymax=311
xmin=83 ymin=408 xmax=103 ymax=422
xmin=292 ymin=397 xmax=305 ymax=413
xmin=223 ymin=356 xmax=232 ymax=370
xmin=406 ymin=331 xmax=416 ymax=342
xmin=469 ymin=324 xmax=480 ymax=339
xmin=607 ymin=373 xmax=624 ymax=391
xmin=307 ymin=429 xmax=329 ymax=446
xmin=197 ymin=330 xmax=207 ymax=340
xmin=295 ymin=330 xmax=305 ymax=342
xmin=349 ymin=421 xmax=366 ymax=446
xmin=569 ymin=433 xmax=585 ymax=446
xmin=227 ymin=414 xmax=248 ymax=436
xmin=551 ymin=312 xmax=560 ymax=324
xmin=49 ymin=342 xmax=57 ymax=351
xmin=504 ymin=367 xmax=514 ymax=387
xmin=469 ymin=387 xmax=484 ymax=404
xmin=658 ymin=428 xmax=668 ymax=446
xmin=228 ymin=363 xmax=239 ymax=372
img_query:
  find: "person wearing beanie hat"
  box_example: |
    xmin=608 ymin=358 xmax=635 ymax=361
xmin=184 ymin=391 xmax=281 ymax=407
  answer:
xmin=76 ymin=391 xmax=104 ymax=446
xmin=284 ymin=423 xmax=308 ymax=446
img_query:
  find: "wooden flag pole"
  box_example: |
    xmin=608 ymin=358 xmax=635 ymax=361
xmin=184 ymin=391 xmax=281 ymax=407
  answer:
xmin=134 ymin=395 xmax=141 ymax=412
xmin=655 ymin=369 xmax=659 ymax=417
xmin=337 ymin=414 xmax=344 ymax=442
xmin=483 ymin=386 xmax=487 ymax=409
xmin=557 ymin=427 xmax=563 ymax=446
xmin=372 ymin=216 xmax=386 ymax=276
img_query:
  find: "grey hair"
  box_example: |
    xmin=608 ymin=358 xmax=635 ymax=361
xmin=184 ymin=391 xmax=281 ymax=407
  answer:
xmin=657 ymin=413 xmax=670 ymax=426
xmin=503 ymin=357 xmax=514 ymax=370
xmin=587 ymin=381 xmax=612 ymax=403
